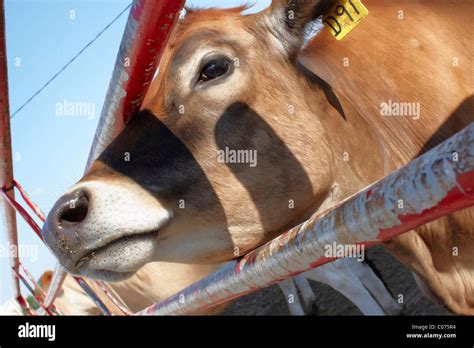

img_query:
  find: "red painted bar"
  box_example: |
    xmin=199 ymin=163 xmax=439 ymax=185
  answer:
xmin=137 ymin=124 xmax=474 ymax=315
xmin=14 ymin=180 xmax=46 ymax=221
xmin=16 ymin=294 xmax=35 ymax=316
xmin=94 ymin=280 xmax=132 ymax=315
xmin=74 ymin=277 xmax=112 ymax=316
xmin=0 ymin=0 xmax=20 ymax=299
xmin=42 ymin=264 xmax=66 ymax=310
xmin=13 ymin=267 xmax=54 ymax=316
xmin=19 ymin=262 xmax=62 ymax=315
xmin=2 ymin=189 xmax=42 ymax=238
xmin=86 ymin=0 xmax=185 ymax=167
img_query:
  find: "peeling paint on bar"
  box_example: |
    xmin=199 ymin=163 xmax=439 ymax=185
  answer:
xmin=137 ymin=124 xmax=474 ymax=315
xmin=74 ymin=278 xmax=111 ymax=316
xmin=86 ymin=0 xmax=185 ymax=167
xmin=0 ymin=0 xmax=20 ymax=299
xmin=42 ymin=264 xmax=66 ymax=309
xmin=94 ymin=280 xmax=132 ymax=315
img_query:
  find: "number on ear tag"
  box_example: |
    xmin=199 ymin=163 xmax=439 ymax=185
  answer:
xmin=323 ymin=0 xmax=369 ymax=40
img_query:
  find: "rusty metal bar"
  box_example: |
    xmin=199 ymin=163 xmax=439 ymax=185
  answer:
xmin=2 ymin=178 xmax=64 ymax=314
xmin=137 ymin=124 xmax=474 ymax=315
xmin=45 ymin=0 xmax=185 ymax=313
xmin=3 ymin=179 xmax=64 ymax=314
xmin=0 ymin=1 xmax=53 ymax=315
xmin=0 ymin=0 xmax=21 ymax=299
xmin=13 ymin=267 xmax=54 ymax=316
xmin=16 ymin=294 xmax=36 ymax=316
xmin=19 ymin=262 xmax=62 ymax=315
xmin=43 ymin=268 xmax=112 ymax=315
xmin=19 ymin=262 xmax=47 ymax=301
xmin=2 ymin=188 xmax=42 ymax=238
xmin=13 ymin=180 xmax=46 ymax=221
xmin=42 ymin=264 xmax=67 ymax=309
xmin=74 ymin=278 xmax=112 ymax=316
xmin=94 ymin=280 xmax=132 ymax=315
xmin=86 ymin=0 xmax=185 ymax=167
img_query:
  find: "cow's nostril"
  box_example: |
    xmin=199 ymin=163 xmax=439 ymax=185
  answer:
xmin=59 ymin=192 xmax=89 ymax=226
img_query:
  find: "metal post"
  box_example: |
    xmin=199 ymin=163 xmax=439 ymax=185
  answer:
xmin=14 ymin=180 xmax=46 ymax=221
xmin=86 ymin=0 xmax=185 ymax=167
xmin=0 ymin=0 xmax=20 ymax=300
xmin=94 ymin=280 xmax=132 ymax=315
xmin=42 ymin=264 xmax=67 ymax=309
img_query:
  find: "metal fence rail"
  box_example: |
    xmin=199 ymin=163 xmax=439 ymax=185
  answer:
xmin=137 ymin=124 xmax=474 ymax=315
xmin=86 ymin=0 xmax=185 ymax=167
xmin=0 ymin=0 xmax=24 ymax=311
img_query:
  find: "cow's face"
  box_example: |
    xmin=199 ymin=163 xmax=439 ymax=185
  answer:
xmin=42 ymin=1 xmax=339 ymax=281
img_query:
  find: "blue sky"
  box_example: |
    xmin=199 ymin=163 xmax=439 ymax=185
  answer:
xmin=0 ymin=0 xmax=271 ymax=304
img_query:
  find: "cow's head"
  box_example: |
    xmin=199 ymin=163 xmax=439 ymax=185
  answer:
xmin=42 ymin=0 xmax=346 ymax=281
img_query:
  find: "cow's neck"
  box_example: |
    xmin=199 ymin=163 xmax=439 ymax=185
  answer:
xmin=301 ymin=68 xmax=390 ymax=212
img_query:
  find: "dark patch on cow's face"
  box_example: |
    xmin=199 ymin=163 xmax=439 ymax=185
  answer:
xmin=417 ymin=95 xmax=474 ymax=156
xmin=76 ymin=96 xmax=318 ymax=263
xmin=297 ymin=61 xmax=346 ymax=120
xmin=215 ymin=102 xmax=314 ymax=233
xmin=87 ymin=110 xmax=227 ymax=218
xmin=86 ymin=101 xmax=315 ymax=241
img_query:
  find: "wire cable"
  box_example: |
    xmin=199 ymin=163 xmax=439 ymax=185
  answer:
xmin=10 ymin=2 xmax=132 ymax=119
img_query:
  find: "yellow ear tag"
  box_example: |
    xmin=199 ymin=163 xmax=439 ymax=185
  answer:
xmin=323 ymin=0 xmax=369 ymax=40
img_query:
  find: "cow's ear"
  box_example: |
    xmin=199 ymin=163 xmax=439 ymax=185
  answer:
xmin=260 ymin=0 xmax=335 ymax=58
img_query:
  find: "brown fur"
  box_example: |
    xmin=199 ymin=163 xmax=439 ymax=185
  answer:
xmin=300 ymin=0 xmax=474 ymax=314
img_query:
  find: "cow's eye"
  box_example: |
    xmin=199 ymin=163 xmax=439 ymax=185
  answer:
xmin=198 ymin=58 xmax=230 ymax=83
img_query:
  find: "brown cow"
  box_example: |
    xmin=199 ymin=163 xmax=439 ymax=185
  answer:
xmin=42 ymin=0 xmax=473 ymax=314
xmin=300 ymin=0 xmax=474 ymax=314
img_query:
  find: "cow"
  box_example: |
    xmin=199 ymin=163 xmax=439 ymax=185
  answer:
xmin=41 ymin=0 xmax=473 ymax=314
